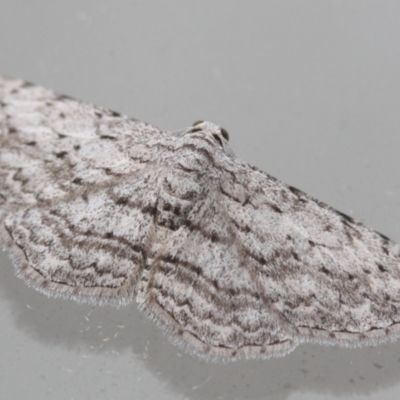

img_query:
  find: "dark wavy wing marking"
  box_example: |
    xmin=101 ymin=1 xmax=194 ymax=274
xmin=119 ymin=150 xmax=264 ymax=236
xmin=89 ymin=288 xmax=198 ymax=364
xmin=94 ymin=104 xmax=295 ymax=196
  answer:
xmin=2 ymin=174 xmax=159 ymax=305
xmin=137 ymin=187 xmax=298 ymax=361
xmin=0 ymin=75 xmax=166 ymax=304
xmin=0 ymin=75 xmax=164 ymax=210
xmin=224 ymin=162 xmax=400 ymax=346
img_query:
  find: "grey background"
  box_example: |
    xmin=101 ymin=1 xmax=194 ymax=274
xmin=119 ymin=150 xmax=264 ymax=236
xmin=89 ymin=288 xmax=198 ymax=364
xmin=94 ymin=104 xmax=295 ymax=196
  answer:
xmin=1 ymin=1 xmax=400 ymax=399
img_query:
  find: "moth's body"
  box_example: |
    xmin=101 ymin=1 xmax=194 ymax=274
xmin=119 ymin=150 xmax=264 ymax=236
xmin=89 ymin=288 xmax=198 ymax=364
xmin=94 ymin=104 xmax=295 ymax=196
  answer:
xmin=1 ymin=75 xmax=400 ymax=361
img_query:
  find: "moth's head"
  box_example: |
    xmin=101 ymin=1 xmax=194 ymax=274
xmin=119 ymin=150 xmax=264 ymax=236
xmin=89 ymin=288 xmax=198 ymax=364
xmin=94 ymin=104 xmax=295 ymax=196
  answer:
xmin=186 ymin=120 xmax=234 ymax=157
xmin=190 ymin=120 xmax=229 ymax=142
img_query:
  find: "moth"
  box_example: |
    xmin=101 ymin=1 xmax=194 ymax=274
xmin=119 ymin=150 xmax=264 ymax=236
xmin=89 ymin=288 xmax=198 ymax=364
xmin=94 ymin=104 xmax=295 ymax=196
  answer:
xmin=1 ymin=75 xmax=399 ymax=361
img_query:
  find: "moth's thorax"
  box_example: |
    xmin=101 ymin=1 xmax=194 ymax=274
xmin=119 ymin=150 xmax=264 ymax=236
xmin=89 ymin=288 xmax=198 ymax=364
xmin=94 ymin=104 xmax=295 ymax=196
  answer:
xmin=155 ymin=169 xmax=208 ymax=232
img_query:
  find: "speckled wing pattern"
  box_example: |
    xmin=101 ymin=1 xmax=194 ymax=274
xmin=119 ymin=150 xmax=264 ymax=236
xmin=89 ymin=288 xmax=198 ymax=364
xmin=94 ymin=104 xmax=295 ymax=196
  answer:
xmin=1 ymin=75 xmax=400 ymax=361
